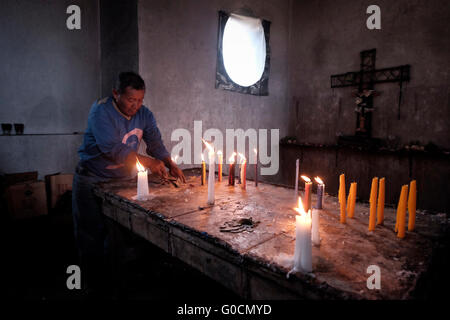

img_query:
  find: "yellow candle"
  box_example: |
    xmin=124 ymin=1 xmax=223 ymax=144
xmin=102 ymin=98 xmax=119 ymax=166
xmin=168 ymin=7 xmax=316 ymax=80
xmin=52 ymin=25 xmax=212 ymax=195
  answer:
xmin=376 ymin=177 xmax=385 ymax=225
xmin=347 ymin=182 xmax=357 ymax=218
xmin=368 ymin=177 xmax=378 ymax=231
xmin=397 ymin=184 xmax=409 ymax=238
xmin=339 ymin=174 xmax=346 ymax=224
xmin=395 ymin=190 xmax=400 ymax=233
xmin=201 ymin=154 xmax=206 ymax=186
xmin=408 ymin=180 xmax=417 ymax=231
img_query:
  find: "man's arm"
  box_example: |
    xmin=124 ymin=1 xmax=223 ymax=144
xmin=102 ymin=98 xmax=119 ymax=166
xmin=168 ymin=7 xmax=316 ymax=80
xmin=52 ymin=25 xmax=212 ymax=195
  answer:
xmin=161 ymin=156 xmax=186 ymax=183
xmin=124 ymin=151 xmax=168 ymax=179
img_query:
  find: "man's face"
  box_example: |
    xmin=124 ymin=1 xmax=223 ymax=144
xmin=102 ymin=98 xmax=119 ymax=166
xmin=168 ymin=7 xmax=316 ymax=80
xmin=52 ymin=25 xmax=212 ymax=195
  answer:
xmin=112 ymin=86 xmax=145 ymax=117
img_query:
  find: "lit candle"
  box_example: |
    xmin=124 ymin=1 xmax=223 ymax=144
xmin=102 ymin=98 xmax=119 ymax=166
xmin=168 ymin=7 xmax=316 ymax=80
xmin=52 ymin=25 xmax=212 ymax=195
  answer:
xmin=294 ymin=159 xmax=299 ymax=197
xmin=377 ymin=177 xmax=385 ymax=225
xmin=347 ymin=182 xmax=357 ymax=218
xmin=338 ymin=174 xmax=346 ymax=224
xmin=228 ymin=152 xmax=236 ymax=186
xmin=408 ymin=180 xmax=417 ymax=231
xmin=237 ymin=153 xmax=243 ymax=184
xmin=368 ymin=177 xmax=378 ymax=231
xmin=311 ymin=208 xmax=320 ymax=246
xmin=201 ymin=154 xmax=206 ymax=186
xmin=397 ymin=184 xmax=409 ymax=238
xmin=136 ymin=158 xmax=149 ymax=200
xmin=240 ymin=155 xmax=247 ymax=190
xmin=314 ymin=177 xmax=324 ymax=209
xmin=254 ymin=148 xmax=258 ymax=187
xmin=293 ymin=197 xmax=312 ymax=272
xmin=217 ymin=151 xmax=223 ymax=182
xmin=301 ymin=176 xmax=312 ymax=212
xmin=202 ymin=139 xmax=215 ymax=205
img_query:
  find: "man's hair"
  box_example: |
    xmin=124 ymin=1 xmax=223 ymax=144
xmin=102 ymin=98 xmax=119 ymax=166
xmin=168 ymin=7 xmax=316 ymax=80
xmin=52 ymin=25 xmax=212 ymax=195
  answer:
xmin=115 ymin=71 xmax=145 ymax=93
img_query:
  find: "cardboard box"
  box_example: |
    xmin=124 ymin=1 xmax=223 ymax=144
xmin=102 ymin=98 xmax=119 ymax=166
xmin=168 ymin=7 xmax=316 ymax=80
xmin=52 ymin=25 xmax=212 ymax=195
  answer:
xmin=4 ymin=171 xmax=38 ymax=186
xmin=45 ymin=173 xmax=73 ymax=210
xmin=6 ymin=181 xmax=48 ymax=219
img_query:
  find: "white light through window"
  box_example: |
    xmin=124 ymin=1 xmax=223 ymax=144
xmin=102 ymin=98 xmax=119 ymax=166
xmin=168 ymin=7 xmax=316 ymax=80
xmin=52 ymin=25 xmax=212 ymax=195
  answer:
xmin=222 ymin=13 xmax=266 ymax=87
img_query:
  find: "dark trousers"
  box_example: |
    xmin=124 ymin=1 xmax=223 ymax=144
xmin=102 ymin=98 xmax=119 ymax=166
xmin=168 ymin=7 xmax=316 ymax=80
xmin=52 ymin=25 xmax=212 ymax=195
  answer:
xmin=71 ymin=167 xmax=112 ymax=296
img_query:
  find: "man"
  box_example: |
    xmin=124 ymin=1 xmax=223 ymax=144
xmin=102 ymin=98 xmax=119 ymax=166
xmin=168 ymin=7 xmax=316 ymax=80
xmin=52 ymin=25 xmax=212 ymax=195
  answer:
xmin=72 ymin=71 xmax=185 ymax=297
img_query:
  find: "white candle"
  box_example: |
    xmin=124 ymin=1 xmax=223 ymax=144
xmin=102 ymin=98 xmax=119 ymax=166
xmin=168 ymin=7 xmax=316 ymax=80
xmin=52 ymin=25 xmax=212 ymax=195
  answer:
xmin=202 ymin=139 xmax=215 ymax=205
xmin=207 ymin=149 xmax=215 ymax=204
xmin=311 ymin=208 xmax=320 ymax=246
xmin=294 ymin=159 xmax=299 ymax=197
xmin=293 ymin=197 xmax=313 ymax=273
xmin=136 ymin=159 xmax=149 ymax=200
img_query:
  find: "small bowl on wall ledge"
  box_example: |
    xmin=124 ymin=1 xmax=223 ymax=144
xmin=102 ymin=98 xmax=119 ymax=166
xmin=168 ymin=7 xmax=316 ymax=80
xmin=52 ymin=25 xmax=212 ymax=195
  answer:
xmin=1 ymin=123 xmax=12 ymax=135
xmin=14 ymin=123 xmax=24 ymax=135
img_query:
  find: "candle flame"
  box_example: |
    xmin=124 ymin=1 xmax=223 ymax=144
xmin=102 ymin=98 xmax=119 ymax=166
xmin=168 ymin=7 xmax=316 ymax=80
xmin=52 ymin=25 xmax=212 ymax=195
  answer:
xmin=294 ymin=197 xmax=306 ymax=215
xmin=254 ymin=148 xmax=257 ymax=154
xmin=172 ymin=155 xmax=178 ymax=163
xmin=294 ymin=197 xmax=311 ymax=218
xmin=228 ymin=152 xmax=236 ymax=164
xmin=136 ymin=158 xmax=145 ymax=172
xmin=217 ymin=150 xmax=222 ymax=155
xmin=314 ymin=176 xmax=324 ymax=184
xmin=301 ymin=175 xmax=311 ymax=182
xmin=202 ymin=138 xmax=214 ymax=154
xmin=238 ymin=153 xmax=246 ymax=163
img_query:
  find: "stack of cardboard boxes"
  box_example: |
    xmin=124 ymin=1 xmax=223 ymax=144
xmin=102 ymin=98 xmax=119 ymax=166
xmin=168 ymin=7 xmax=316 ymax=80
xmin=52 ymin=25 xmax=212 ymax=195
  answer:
xmin=3 ymin=171 xmax=73 ymax=220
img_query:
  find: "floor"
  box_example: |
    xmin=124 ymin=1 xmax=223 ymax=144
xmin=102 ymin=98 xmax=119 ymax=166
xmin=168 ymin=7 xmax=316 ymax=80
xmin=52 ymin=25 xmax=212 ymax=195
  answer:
xmin=1 ymin=198 xmax=240 ymax=301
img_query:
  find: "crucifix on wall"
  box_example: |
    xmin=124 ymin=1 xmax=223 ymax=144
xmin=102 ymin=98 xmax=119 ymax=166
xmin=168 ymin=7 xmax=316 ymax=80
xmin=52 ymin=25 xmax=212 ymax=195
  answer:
xmin=331 ymin=49 xmax=410 ymax=137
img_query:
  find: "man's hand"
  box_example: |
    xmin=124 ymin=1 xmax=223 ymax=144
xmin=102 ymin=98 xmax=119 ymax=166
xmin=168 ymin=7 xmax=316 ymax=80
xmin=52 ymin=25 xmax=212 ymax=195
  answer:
xmin=163 ymin=157 xmax=186 ymax=183
xmin=169 ymin=163 xmax=186 ymax=183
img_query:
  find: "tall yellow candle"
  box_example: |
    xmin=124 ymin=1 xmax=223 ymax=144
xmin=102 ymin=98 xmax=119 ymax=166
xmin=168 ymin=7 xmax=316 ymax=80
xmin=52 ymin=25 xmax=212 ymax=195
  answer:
xmin=397 ymin=184 xmax=409 ymax=238
xmin=395 ymin=189 xmax=401 ymax=233
xmin=201 ymin=154 xmax=206 ymax=186
xmin=368 ymin=177 xmax=378 ymax=231
xmin=408 ymin=180 xmax=417 ymax=231
xmin=376 ymin=177 xmax=385 ymax=225
xmin=338 ymin=174 xmax=346 ymax=224
xmin=347 ymin=182 xmax=357 ymax=218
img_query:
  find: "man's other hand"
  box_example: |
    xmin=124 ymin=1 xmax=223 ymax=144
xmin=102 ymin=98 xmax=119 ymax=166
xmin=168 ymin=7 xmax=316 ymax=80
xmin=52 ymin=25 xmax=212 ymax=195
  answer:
xmin=169 ymin=163 xmax=186 ymax=183
xmin=142 ymin=157 xmax=168 ymax=179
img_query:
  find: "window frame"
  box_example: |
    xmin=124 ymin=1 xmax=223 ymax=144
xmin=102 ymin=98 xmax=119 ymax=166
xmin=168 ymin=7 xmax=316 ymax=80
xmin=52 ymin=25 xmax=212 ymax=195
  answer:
xmin=215 ymin=10 xmax=271 ymax=96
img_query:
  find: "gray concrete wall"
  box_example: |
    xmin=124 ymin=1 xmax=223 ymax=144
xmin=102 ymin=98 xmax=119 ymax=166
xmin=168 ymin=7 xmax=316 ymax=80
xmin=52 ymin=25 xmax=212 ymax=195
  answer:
xmin=0 ymin=0 xmax=100 ymax=178
xmin=280 ymin=0 xmax=450 ymax=212
xmin=100 ymin=0 xmax=139 ymax=96
xmin=138 ymin=0 xmax=291 ymax=179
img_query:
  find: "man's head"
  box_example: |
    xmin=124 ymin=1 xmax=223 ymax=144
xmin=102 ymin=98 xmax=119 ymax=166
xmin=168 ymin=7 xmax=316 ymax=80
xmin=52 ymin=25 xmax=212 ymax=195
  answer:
xmin=112 ymin=72 xmax=146 ymax=117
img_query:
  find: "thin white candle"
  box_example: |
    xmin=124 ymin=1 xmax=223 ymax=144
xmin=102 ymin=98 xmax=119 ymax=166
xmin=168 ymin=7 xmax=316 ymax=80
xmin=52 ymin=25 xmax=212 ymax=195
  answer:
xmin=294 ymin=159 xmax=299 ymax=197
xmin=311 ymin=208 xmax=320 ymax=246
xmin=207 ymin=150 xmax=215 ymax=204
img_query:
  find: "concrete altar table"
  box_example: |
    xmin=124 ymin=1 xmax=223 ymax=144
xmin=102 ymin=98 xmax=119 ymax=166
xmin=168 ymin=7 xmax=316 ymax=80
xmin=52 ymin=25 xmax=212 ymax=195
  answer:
xmin=93 ymin=169 xmax=447 ymax=299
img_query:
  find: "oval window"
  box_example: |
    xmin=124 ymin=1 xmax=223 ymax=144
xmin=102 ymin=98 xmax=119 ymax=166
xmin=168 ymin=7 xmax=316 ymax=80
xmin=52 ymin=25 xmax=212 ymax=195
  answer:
xmin=222 ymin=13 xmax=266 ymax=87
